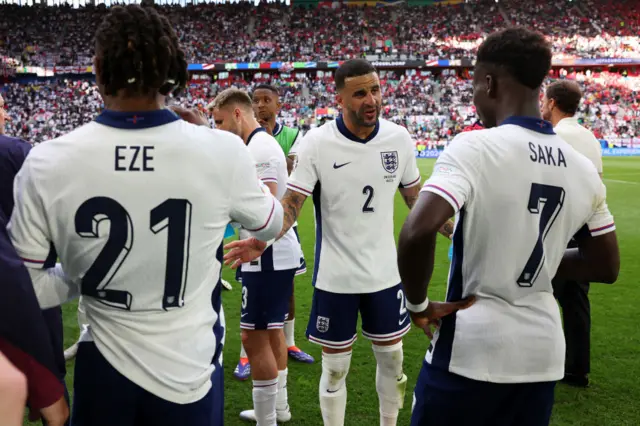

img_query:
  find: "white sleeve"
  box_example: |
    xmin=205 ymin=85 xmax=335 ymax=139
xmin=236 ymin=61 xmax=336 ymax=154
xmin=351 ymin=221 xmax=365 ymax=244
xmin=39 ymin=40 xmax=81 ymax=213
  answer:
xmin=288 ymin=130 xmax=303 ymax=156
xmin=287 ymin=133 xmax=317 ymax=196
xmin=420 ymin=134 xmax=477 ymax=214
xmin=7 ymin=155 xmax=56 ymax=269
xmin=586 ymin=182 xmax=615 ymax=237
xmin=229 ymin=143 xmax=283 ymax=241
xmin=399 ymin=131 xmax=421 ymax=188
xmin=28 ymin=264 xmax=80 ymax=309
xmin=251 ymin=142 xmax=281 ymax=185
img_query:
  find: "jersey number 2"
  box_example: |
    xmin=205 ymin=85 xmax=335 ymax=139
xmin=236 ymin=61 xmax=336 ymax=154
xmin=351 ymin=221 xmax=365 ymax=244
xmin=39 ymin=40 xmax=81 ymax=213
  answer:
xmin=75 ymin=197 xmax=192 ymax=310
xmin=362 ymin=185 xmax=375 ymax=213
xmin=517 ymin=183 xmax=565 ymax=287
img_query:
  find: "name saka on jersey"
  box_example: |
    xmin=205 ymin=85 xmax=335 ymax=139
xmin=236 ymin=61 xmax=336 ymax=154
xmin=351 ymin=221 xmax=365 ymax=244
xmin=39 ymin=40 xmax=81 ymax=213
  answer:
xmin=287 ymin=116 xmax=421 ymax=294
xmin=421 ymin=117 xmax=614 ymax=383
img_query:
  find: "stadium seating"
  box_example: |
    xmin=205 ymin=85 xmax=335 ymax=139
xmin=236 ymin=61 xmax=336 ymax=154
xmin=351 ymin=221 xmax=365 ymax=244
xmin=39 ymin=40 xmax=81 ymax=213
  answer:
xmin=3 ymin=71 xmax=638 ymax=145
xmin=2 ymin=0 xmax=640 ymax=66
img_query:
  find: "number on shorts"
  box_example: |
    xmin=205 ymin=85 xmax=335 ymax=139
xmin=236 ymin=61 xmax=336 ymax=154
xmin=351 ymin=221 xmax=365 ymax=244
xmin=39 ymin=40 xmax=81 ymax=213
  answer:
xmin=397 ymin=289 xmax=407 ymax=316
xmin=241 ymin=286 xmax=248 ymax=309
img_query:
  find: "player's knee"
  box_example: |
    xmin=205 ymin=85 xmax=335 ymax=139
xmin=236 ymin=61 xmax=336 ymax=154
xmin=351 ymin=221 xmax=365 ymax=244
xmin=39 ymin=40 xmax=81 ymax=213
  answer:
xmin=241 ymin=329 xmax=252 ymax=348
xmin=373 ymin=341 xmax=407 ymax=408
xmin=372 ymin=340 xmax=404 ymax=377
xmin=320 ymin=350 xmax=352 ymax=392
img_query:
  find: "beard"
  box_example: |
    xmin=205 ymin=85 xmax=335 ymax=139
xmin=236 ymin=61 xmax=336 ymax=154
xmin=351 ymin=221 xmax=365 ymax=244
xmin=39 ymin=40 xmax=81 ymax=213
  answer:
xmin=349 ymin=104 xmax=380 ymax=128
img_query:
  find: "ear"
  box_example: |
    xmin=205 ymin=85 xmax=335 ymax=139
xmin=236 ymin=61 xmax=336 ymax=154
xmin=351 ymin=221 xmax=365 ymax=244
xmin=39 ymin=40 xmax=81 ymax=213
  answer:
xmin=336 ymin=93 xmax=344 ymax=109
xmin=486 ymin=74 xmax=497 ymax=99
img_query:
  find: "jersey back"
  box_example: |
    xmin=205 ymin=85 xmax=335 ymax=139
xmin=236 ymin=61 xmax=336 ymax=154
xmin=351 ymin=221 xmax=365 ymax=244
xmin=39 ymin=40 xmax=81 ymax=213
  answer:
xmin=8 ymin=110 xmax=277 ymax=403
xmin=241 ymin=129 xmax=300 ymax=272
xmin=288 ymin=117 xmax=421 ymax=294
xmin=422 ymin=117 xmax=615 ymax=383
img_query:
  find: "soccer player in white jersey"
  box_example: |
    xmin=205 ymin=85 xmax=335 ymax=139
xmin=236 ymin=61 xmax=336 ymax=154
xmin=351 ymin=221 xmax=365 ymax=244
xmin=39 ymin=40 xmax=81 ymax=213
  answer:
xmin=211 ymin=88 xmax=300 ymax=425
xmin=7 ymin=6 xmax=283 ymax=426
xmin=225 ymin=59 xmax=454 ymax=426
xmin=397 ymin=28 xmax=620 ymax=426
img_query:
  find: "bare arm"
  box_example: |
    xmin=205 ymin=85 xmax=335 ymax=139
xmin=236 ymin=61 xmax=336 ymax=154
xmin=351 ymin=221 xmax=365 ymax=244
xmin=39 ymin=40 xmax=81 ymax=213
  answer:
xmin=277 ymin=189 xmax=307 ymax=240
xmin=399 ymin=185 xmax=454 ymax=239
xmin=286 ymin=155 xmax=295 ymax=175
xmin=398 ymin=191 xmax=454 ymax=306
xmin=554 ymin=230 xmax=619 ymax=284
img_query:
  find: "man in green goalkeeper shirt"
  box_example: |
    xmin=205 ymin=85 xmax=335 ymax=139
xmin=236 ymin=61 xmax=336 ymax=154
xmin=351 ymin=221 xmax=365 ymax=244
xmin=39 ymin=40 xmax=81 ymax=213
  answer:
xmin=231 ymin=84 xmax=314 ymax=382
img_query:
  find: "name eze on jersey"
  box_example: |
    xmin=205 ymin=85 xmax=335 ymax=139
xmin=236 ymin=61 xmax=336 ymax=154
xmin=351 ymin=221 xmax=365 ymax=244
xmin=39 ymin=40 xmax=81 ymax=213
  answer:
xmin=115 ymin=145 xmax=155 ymax=172
xmin=528 ymin=142 xmax=567 ymax=168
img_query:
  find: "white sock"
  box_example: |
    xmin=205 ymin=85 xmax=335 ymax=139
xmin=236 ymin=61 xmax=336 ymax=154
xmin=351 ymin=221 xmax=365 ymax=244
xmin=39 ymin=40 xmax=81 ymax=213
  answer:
xmin=372 ymin=342 xmax=406 ymax=426
xmin=253 ymin=378 xmax=278 ymax=426
xmin=284 ymin=319 xmax=295 ymax=348
xmin=276 ymin=369 xmax=289 ymax=412
xmin=240 ymin=342 xmax=247 ymax=359
xmin=319 ymin=351 xmax=352 ymax=426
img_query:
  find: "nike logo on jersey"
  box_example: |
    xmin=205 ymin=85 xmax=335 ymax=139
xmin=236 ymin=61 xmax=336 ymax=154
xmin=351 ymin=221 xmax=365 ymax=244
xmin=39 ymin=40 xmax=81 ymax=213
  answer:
xmin=326 ymin=389 xmax=339 ymax=394
xmin=241 ymin=313 xmax=249 ymax=318
xmin=399 ymin=315 xmax=408 ymax=326
xmin=333 ymin=162 xmax=351 ymax=169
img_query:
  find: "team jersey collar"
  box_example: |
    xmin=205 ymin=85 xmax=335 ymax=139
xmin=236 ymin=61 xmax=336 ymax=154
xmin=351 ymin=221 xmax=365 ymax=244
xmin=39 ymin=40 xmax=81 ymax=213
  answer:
xmin=273 ymin=122 xmax=283 ymax=136
xmin=336 ymin=114 xmax=380 ymax=144
xmin=95 ymin=108 xmax=180 ymax=129
xmin=500 ymin=116 xmax=556 ymax=135
xmin=247 ymin=127 xmax=267 ymax=145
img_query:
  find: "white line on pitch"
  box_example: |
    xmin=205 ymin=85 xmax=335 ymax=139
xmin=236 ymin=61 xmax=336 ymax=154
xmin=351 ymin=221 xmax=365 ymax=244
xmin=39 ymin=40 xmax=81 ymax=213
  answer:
xmin=605 ymin=179 xmax=639 ymax=185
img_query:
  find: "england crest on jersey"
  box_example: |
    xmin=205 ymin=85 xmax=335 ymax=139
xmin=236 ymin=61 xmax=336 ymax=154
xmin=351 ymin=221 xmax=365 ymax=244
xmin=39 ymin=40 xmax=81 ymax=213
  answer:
xmin=316 ymin=316 xmax=330 ymax=333
xmin=381 ymin=151 xmax=399 ymax=174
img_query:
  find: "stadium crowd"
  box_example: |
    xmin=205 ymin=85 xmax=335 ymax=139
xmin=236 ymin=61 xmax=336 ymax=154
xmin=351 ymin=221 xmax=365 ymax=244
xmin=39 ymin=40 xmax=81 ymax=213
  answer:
xmin=1 ymin=0 xmax=640 ymax=67
xmin=3 ymin=70 xmax=638 ymax=146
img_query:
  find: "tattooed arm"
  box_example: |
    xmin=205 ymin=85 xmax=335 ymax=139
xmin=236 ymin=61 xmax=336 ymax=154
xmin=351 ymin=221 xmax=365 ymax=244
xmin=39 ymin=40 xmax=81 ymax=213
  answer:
xmin=277 ymin=189 xmax=308 ymax=240
xmin=400 ymin=185 xmax=454 ymax=239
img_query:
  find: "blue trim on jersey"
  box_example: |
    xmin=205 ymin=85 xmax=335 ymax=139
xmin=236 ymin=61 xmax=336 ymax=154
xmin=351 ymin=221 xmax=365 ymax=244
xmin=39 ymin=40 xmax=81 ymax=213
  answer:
xmin=261 ymin=246 xmax=275 ymax=272
xmin=94 ymin=109 xmax=179 ymax=129
xmin=500 ymin=116 xmax=555 ymax=135
xmin=336 ymin=114 xmax=380 ymax=144
xmin=273 ymin=122 xmax=283 ymax=136
xmin=311 ymin=182 xmax=322 ymax=287
xmin=432 ymin=208 xmax=465 ymax=369
xmin=247 ymin=127 xmax=267 ymax=145
xmin=212 ymin=244 xmax=225 ymax=368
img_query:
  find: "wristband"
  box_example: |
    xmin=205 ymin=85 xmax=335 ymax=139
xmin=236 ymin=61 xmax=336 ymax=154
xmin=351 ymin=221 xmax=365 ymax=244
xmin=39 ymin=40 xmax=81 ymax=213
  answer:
xmin=406 ymin=296 xmax=429 ymax=313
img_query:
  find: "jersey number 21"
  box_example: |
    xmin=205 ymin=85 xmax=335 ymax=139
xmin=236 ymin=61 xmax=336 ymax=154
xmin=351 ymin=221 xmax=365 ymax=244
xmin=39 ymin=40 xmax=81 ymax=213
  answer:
xmin=75 ymin=196 xmax=191 ymax=311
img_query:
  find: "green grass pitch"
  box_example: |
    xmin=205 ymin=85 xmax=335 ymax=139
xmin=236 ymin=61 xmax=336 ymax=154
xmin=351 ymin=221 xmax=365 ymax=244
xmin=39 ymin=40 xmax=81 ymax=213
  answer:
xmin=28 ymin=157 xmax=640 ymax=426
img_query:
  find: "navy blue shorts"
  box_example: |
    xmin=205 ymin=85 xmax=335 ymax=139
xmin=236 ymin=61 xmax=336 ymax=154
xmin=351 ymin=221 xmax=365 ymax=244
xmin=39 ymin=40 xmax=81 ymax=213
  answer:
xmin=71 ymin=342 xmax=223 ymax=426
xmin=306 ymin=283 xmax=411 ymax=349
xmin=411 ymin=361 xmax=556 ymax=426
xmin=240 ymin=269 xmax=296 ymax=330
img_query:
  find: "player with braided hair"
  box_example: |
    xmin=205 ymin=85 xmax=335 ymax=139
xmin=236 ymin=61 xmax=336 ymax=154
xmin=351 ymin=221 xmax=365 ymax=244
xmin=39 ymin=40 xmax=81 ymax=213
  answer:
xmin=8 ymin=5 xmax=283 ymax=426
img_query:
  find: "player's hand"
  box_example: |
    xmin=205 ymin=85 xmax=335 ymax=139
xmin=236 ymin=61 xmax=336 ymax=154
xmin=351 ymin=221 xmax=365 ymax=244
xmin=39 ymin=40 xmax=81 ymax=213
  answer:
xmin=224 ymin=237 xmax=268 ymax=269
xmin=37 ymin=395 xmax=69 ymax=426
xmin=409 ymin=296 xmax=476 ymax=339
xmin=169 ymin=105 xmax=210 ymax=127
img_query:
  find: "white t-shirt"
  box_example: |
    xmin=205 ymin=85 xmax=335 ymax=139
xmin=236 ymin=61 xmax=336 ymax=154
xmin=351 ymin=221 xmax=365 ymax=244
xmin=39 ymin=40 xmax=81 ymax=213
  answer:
xmin=8 ymin=109 xmax=281 ymax=404
xmin=422 ymin=116 xmax=615 ymax=383
xmin=241 ymin=128 xmax=300 ymax=272
xmin=554 ymin=116 xmax=603 ymax=174
xmin=288 ymin=116 xmax=421 ymax=294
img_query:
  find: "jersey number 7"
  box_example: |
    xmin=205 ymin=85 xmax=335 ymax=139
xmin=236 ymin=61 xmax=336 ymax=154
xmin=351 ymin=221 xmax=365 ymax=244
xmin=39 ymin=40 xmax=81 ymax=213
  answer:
xmin=517 ymin=183 xmax=565 ymax=288
xmin=75 ymin=197 xmax=192 ymax=311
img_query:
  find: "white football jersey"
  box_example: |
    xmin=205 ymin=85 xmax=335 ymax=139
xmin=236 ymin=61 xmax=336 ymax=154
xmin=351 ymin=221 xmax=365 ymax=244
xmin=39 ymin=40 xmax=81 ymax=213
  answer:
xmin=288 ymin=116 xmax=421 ymax=294
xmin=422 ymin=116 xmax=615 ymax=383
xmin=241 ymin=129 xmax=300 ymax=272
xmin=8 ymin=109 xmax=281 ymax=404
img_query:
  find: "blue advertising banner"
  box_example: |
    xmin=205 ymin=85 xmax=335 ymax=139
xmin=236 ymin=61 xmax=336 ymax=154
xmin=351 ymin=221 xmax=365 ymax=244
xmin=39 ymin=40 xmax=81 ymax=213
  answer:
xmin=415 ymin=148 xmax=640 ymax=159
